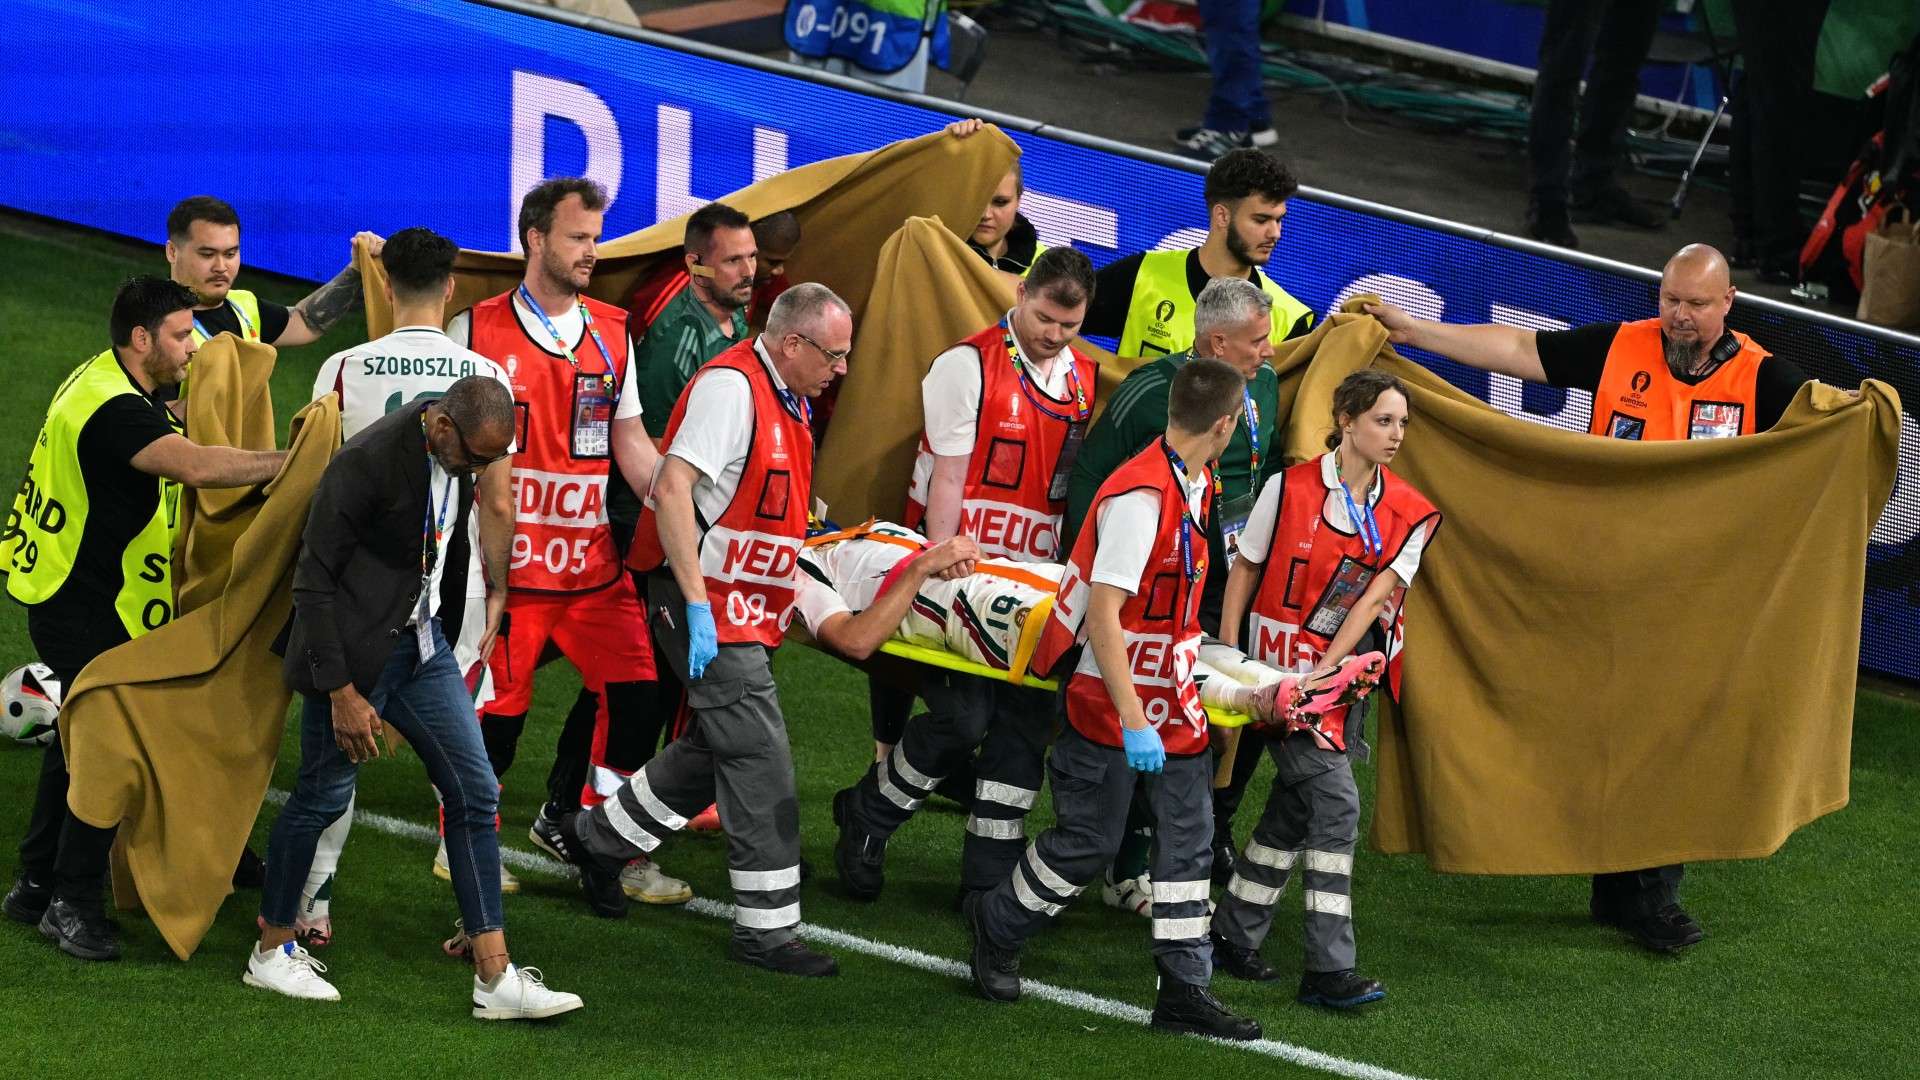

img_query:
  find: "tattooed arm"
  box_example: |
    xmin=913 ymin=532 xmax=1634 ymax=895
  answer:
xmin=277 ymin=231 xmax=384 ymax=346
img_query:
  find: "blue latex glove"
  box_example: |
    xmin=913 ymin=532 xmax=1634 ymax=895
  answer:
xmin=1121 ymin=722 xmax=1165 ymax=774
xmin=685 ymin=601 xmax=718 ymax=679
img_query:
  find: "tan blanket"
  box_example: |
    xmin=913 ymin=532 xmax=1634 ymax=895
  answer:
xmin=61 ymin=336 xmax=339 ymax=959
xmin=1281 ymin=304 xmax=1900 ymax=873
xmin=358 ymin=127 xmax=1020 ymax=338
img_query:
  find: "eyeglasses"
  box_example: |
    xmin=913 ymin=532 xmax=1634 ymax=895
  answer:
xmin=445 ymin=412 xmax=510 ymax=474
xmin=794 ymin=333 xmax=852 ymax=366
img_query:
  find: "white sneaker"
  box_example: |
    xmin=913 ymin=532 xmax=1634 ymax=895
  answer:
xmin=434 ymin=839 xmax=520 ymax=894
xmin=1100 ymin=873 xmax=1153 ymax=918
xmin=620 ymin=855 xmax=692 ymax=905
xmin=472 ymin=963 xmax=583 ymax=1021
xmin=243 ymin=940 xmax=341 ymax=1002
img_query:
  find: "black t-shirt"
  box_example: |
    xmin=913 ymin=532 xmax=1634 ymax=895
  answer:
xmin=967 ymin=213 xmax=1042 ymax=275
xmin=156 ymin=296 xmax=295 ymax=403
xmin=1535 ymin=321 xmax=1811 ymax=432
xmin=25 ymin=381 xmax=185 ymax=674
xmin=1081 ymin=249 xmax=1311 ymax=341
xmin=194 ymin=295 xmax=292 ymax=344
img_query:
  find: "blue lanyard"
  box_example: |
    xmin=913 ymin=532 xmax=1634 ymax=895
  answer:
xmin=420 ymin=417 xmax=455 ymax=582
xmin=1158 ymin=440 xmax=1207 ymax=585
xmin=1336 ymin=455 xmax=1383 ymax=561
xmin=775 ymin=387 xmax=811 ymax=426
xmin=517 ymin=284 xmax=615 ymax=394
xmin=192 ymin=299 xmax=254 ymax=342
xmin=1241 ymin=385 xmax=1261 ymax=479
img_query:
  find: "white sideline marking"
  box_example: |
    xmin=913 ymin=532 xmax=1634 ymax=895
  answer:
xmin=267 ymin=790 xmax=1425 ymax=1080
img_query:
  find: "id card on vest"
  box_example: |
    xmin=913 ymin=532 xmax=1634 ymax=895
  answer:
xmin=1218 ymin=491 xmax=1254 ymax=569
xmin=571 ymin=374 xmax=612 ymax=458
xmin=1689 ymin=401 xmax=1744 ymax=440
xmin=1304 ymin=555 xmax=1375 ymax=638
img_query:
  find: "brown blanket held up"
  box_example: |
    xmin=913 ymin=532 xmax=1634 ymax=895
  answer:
xmin=1279 ymin=303 xmax=1900 ymax=874
xmin=60 ymin=335 xmax=340 ymax=960
xmin=357 ymin=126 xmax=1021 ymax=341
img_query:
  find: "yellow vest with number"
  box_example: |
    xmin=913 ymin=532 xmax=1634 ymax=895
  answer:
xmin=6 ymin=350 xmax=183 ymax=637
xmin=189 ymin=289 xmax=264 ymax=344
xmin=1115 ymin=249 xmax=1314 ymax=358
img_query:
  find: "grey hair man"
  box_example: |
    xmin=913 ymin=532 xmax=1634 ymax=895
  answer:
xmin=1063 ymin=273 xmax=1284 ymax=910
xmin=536 ymin=283 xmax=853 ymax=979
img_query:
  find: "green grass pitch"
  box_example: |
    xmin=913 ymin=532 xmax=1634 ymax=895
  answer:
xmin=0 ymin=216 xmax=1914 ymax=1079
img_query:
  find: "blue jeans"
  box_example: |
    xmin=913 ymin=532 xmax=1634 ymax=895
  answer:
xmin=261 ymin=620 xmax=504 ymax=934
xmin=1197 ymin=0 xmax=1269 ymax=132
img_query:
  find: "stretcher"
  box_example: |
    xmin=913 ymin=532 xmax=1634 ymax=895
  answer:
xmin=792 ymin=520 xmax=1251 ymax=728
xmin=797 ymin=637 xmax=1252 ymax=729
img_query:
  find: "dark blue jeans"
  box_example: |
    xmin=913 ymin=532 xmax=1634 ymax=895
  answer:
xmin=1197 ymin=0 xmax=1269 ymax=132
xmin=261 ymin=620 xmax=504 ymax=933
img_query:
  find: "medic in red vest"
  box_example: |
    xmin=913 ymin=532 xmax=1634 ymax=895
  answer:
xmin=450 ymin=180 xmax=674 ymax=891
xmin=905 ymin=251 xmax=1102 ymax=563
xmin=1229 ymin=372 xmax=1440 ymax=750
xmin=627 ymin=338 xmax=815 ymax=649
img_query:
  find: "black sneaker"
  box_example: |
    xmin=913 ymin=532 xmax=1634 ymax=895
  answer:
xmin=1174 ymin=127 xmax=1254 ymax=162
xmin=832 ymin=788 xmax=886 ymax=901
xmin=1297 ymin=968 xmax=1385 ymax=1009
xmin=38 ymin=897 xmax=120 ymax=961
xmin=964 ymin=891 xmax=1021 ymax=1003
xmin=1525 ymin=201 xmax=1579 ymax=249
xmin=1210 ymin=931 xmax=1279 ymax=982
xmin=232 ymin=846 xmax=266 ymax=889
xmin=1151 ymin=964 xmax=1262 ymax=1041
xmin=1570 ymin=184 xmax=1666 ymax=230
xmin=729 ymin=937 xmax=838 ymax=977
xmin=530 ymin=812 xmax=628 ymax=919
xmin=1175 ymin=122 xmax=1279 ymax=148
xmin=1621 ymin=903 xmax=1705 ymax=953
xmin=1210 ymin=835 xmax=1237 ymax=886
xmin=3 ymin=872 xmax=51 ymax=925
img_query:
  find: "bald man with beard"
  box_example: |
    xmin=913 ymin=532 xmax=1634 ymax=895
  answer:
xmin=1361 ymin=244 xmax=1816 ymax=953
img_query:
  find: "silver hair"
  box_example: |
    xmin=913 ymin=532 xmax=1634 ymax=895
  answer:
xmin=1192 ymin=277 xmax=1273 ymax=347
xmin=766 ymin=281 xmax=851 ymax=339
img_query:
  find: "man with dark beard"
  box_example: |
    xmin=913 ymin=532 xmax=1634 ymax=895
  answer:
xmin=1361 ymin=242 xmax=1814 ymax=954
xmin=1080 ymin=150 xmax=1315 ymax=357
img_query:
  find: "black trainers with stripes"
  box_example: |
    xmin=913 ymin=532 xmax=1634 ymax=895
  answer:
xmin=1297 ymin=968 xmax=1386 ymax=1009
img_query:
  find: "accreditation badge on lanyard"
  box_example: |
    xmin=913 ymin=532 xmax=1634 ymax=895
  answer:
xmin=1219 ymin=384 xmax=1263 ymax=567
xmin=1046 ymin=419 xmax=1088 ymax=502
xmin=571 ymin=374 xmax=612 ymax=458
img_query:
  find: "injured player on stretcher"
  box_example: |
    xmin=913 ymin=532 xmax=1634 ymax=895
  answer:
xmin=789 ymin=520 xmax=1383 ymax=728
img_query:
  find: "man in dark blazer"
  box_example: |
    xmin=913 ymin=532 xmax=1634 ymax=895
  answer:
xmin=245 ymin=376 xmax=583 ymax=1020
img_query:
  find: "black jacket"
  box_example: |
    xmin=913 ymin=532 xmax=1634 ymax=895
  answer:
xmin=281 ymin=399 xmax=474 ymax=696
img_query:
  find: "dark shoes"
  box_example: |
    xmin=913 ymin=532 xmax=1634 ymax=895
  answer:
xmin=1594 ymin=899 xmax=1706 ymax=953
xmin=964 ymin=891 xmax=1021 ymax=1003
xmin=1571 ymin=184 xmax=1666 ymax=230
xmin=530 ymin=811 xmax=628 ymax=919
xmin=730 ymin=937 xmax=839 ymax=977
xmin=1297 ymin=968 xmax=1386 ymax=1009
xmin=1525 ymin=201 xmax=1580 ymax=249
xmin=1151 ymin=963 xmax=1262 ymax=1041
xmin=1210 ymin=931 xmax=1279 ymax=982
xmin=39 ymin=897 xmax=120 ymax=961
xmin=832 ymin=787 xmax=886 ymax=901
xmin=3 ymin=872 xmax=50 ymax=925
xmin=232 ymin=846 xmax=266 ymax=889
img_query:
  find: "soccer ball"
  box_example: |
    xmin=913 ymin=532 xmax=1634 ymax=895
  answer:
xmin=1 ymin=663 xmax=62 ymax=746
